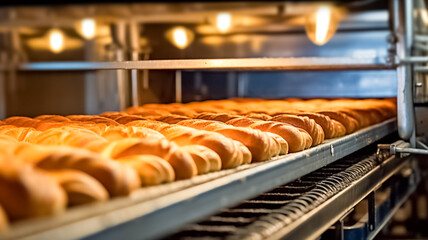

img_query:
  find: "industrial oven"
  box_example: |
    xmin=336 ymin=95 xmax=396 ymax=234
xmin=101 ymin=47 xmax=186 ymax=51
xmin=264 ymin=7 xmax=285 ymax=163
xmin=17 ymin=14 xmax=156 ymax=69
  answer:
xmin=0 ymin=0 xmax=427 ymax=240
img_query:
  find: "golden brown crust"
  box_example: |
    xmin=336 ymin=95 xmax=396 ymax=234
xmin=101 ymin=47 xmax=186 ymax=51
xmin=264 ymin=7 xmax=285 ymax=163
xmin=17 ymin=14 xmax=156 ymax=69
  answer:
xmin=0 ymin=156 xmax=67 ymax=220
xmin=4 ymin=116 xmax=40 ymax=128
xmin=317 ymin=111 xmax=359 ymax=134
xmin=127 ymin=120 xmax=243 ymax=169
xmin=176 ymin=119 xmax=279 ymax=162
xmin=181 ymin=145 xmax=221 ymax=174
xmin=102 ymin=138 xmax=197 ymax=180
xmin=12 ymin=143 xmax=141 ymax=197
xmin=271 ymin=114 xmax=324 ymax=146
xmin=29 ymin=127 xmax=108 ymax=152
xmin=47 ymin=170 xmax=109 ymax=206
xmin=34 ymin=115 xmax=71 ymax=122
xmin=117 ymin=155 xmax=175 ymax=186
xmin=66 ymin=115 xmax=119 ymax=126
xmin=225 ymin=117 xmax=305 ymax=153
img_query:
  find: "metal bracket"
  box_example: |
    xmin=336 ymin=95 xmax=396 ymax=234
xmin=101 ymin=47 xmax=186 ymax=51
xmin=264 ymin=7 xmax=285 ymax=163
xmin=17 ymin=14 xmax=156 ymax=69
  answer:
xmin=331 ymin=208 xmax=354 ymax=240
xmin=368 ymin=192 xmax=376 ymax=232
xmin=378 ymin=140 xmax=428 ymax=160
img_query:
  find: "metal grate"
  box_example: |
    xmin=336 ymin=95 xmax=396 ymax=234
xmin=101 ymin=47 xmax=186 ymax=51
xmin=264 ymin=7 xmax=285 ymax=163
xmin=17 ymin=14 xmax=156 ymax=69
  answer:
xmin=163 ymin=151 xmax=379 ymax=240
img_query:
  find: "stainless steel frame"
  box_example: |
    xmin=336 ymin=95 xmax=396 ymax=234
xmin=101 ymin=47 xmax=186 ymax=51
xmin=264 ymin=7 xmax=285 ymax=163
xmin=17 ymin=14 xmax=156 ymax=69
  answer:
xmin=3 ymin=57 xmax=390 ymax=71
xmin=393 ymin=0 xmax=415 ymax=142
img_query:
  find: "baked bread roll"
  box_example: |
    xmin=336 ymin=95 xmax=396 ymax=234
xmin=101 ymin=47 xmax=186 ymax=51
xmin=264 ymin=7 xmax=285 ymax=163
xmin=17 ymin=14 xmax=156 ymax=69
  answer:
xmin=331 ymin=120 xmax=347 ymax=138
xmin=127 ymin=120 xmax=244 ymax=169
xmin=0 ymin=126 xmax=40 ymax=142
xmin=47 ymin=170 xmax=108 ymax=206
xmin=29 ymin=127 xmax=109 ymax=152
xmin=117 ymin=155 xmax=175 ymax=186
xmin=0 ymin=156 xmax=66 ymax=220
xmin=264 ymin=132 xmax=289 ymax=154
xmin=10 ymin=143 xmax=140 ymax=197
xmin=194 ymin=113 xmax=307 ymax=153
xmin=180 ymin=145 xmax=222 ymax=173
xmin=227 ymin=117 xmax=311 ymax=152
xmin=289 ymin=112 xmax=338 ymax=139
xmin=4 ymin=116 xmax=40 ymax=129
xmin=176 ymin=119 xmax=280 ymax=162
xmin=102 ymin=138 xmax=197 ymax=180
xmin=317 ymin=111 xmax=359 ymax=134
xmin=270 ymin=114 xmax=324 ymax=146
xmin=113 ymin=115 xmax=148 ymax=125
xmin=72 ymin=124 xmax=166 ymax=142
xmin=66 ymin=115 xmax=119 ymax=126
xmin=244 ymin=113 xmax=271 ymax=121
xmin=34 ymin=115 xmax=71 ymax=122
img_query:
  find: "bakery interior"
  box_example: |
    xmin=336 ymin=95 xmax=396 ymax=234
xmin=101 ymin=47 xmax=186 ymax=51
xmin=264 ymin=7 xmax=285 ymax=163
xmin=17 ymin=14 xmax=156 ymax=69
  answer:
xmin=0 ymin=0 xmax=428 ymax=239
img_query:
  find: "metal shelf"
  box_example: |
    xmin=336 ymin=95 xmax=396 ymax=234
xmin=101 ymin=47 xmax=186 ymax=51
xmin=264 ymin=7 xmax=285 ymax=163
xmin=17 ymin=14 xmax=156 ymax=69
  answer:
xmin=3 ymin=118 xmax=397 ymax=240
xmin=9 ymin=57 xmax=392 ymax=71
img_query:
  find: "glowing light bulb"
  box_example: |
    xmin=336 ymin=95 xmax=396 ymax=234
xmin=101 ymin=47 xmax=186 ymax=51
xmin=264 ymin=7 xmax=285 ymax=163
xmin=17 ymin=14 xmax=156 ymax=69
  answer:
xmin=80 ymin=18 xmax=96 ymax=39
xmin=173 ymin=27 xmax=188 ymax=49
xmin=315 ymin=7 xmax=331 ymax=44
xmin=49 ymin=29 xmax=64 ymax=53
xmin=216 ymin=12 xmax=232 ymax=33
xmin=166 ymin=26 xmax=194 ymax=50
xmin=305 ymin=6 xmax=340 ymax=46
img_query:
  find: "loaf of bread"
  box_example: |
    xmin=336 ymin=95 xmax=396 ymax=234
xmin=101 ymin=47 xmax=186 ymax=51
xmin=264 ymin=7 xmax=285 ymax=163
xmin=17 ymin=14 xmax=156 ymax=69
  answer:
xmin=175 ymin=119 xmax=280 ymax=162
xmin=0 ymin=155 xmax=67 ymax=220
xmin=28 ymin=127 xmax=109 ymax=152
xmin=0 ymin=125 xmax=40 ymax=142
xmin=47 ymin=170 xmax=109 ymax=206
xmin=194 ymin=113 xmax=310 ymax=153
xmin=101 ymin=138 xmax=197 ymax=180
xmin=6 ymin=142 xmax=141 ymax=197
xmin=290 ymin=112 xmax=339 ymax=139
xmin=227 ymin=117 xmax=311 ymax=152
xmin=66 ymin=115 xmax=119 ymax=126
xmin=1 ymin=124 xmax=196 ymax=180
xmin=126 ymin=120 xmax=245 ymax=169
xmin=4 ymin=116 xmax=41 ymax=129
xmin=270 ymin=114 xmax=324 ymax=146
xmin=180 ymin=145 xmax=222 ymax=174
xmin=317 ymin=110 xmax=359 ymax=134
xmin=117 ymin=155 xmax=175 ymax=186
xmin=35 ymin=115 xmax=71 ymax=122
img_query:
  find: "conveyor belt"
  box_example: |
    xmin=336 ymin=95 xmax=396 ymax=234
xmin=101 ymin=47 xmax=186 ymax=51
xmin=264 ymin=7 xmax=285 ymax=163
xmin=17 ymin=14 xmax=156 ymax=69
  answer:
xmin=2 ymin=119 xmax=397 ymax=240
xmin=164 ymin=151 xmax=379 ymax=239
xmin=165 ymin=147 xmax=417 ymax=240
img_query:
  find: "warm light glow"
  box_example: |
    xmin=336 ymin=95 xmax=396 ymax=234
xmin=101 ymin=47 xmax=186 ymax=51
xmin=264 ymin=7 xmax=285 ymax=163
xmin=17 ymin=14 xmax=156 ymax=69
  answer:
xmin=305 ymin=5 xmax=340 ymax=46
xmin=315 ymin=6 xmax=331 ymax=44
xmin=49 ymin=29 xmax=64 ymax=53
xmin=173 ymin=27 xmax=188 ymax=49
xmin=80 ymin=18 xmax=96 ymax=39
xmin=166 ymin=26 xmax=194 ymax=49
xmin=216 ymin=12 xmax=232 ymax=33
xmin=420 ymin=9 xmax=428 ymax=26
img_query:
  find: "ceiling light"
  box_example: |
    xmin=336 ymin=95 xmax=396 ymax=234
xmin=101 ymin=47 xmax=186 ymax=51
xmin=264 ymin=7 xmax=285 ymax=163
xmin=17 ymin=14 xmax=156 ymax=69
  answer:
xmin=216 ymin=12 xmax=232 ymax=33
xmin=305 ymin=6 xmax=340 ymax=46
xmin=166 ymin=26 xmax=194 ymax=50
xmin=79 ymin=18 xmax=96 ymax=39
xmin=48 ymin=29 xmax=64 ymax=53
